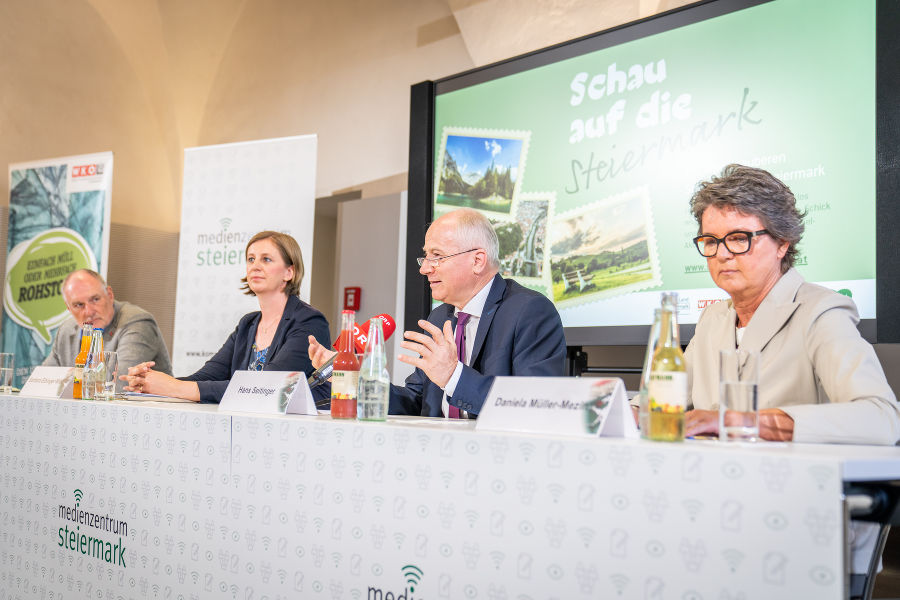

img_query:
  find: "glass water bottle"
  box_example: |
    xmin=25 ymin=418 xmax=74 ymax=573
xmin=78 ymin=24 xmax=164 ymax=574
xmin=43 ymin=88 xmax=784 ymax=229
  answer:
xmin=82 ymin=328 xmax=105 ymax=401
xmin=357 ymin=317 xmax=390 ymax=421
xmin=646 ymin=293 xmax=687 ymax=442
xmin=637 ymin=308 xmax=662 ymax=438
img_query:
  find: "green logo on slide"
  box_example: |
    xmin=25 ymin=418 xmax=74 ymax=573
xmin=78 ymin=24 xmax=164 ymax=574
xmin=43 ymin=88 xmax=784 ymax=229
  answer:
xmin=3 ymin=228 xmax=97 ymax=343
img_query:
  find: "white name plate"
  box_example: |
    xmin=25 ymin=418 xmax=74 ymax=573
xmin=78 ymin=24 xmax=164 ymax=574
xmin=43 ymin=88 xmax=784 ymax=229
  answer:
xmin=21 ymin=366 xmax=75 ymax=398
xmin=219 ymin=371 xmax=318 ymax=416
xmin=476 ymin=376 xmax=639 ymax=438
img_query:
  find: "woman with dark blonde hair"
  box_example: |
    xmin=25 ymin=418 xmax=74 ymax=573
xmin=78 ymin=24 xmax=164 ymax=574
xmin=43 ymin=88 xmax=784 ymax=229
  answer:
xmin=122 ymin=231 xmax=330 ymax=402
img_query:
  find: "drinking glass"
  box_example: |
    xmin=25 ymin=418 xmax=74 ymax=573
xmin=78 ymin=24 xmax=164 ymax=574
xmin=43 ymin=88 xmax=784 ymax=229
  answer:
xmin=718 ymin=349 xmax=759 ymax=441
xmin=0 ymin=354 xmax=13 ymax=394
xmin=101 ymin=351 xmax=119 ymax=400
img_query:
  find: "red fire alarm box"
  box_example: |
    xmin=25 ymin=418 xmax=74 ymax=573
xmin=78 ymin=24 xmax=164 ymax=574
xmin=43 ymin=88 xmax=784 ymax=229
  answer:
xmin=343 ymin=287 xmax=361 ymax=311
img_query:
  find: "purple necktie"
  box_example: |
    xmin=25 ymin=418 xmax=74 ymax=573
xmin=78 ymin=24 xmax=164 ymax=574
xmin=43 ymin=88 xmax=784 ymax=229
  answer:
xmin=449 ymin=311 xmax=470 ymax=418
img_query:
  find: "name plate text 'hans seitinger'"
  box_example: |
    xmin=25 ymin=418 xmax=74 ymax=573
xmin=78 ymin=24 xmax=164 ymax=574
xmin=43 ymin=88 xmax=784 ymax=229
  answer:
xmin=220 ymin=370 xmax=318 ymax=416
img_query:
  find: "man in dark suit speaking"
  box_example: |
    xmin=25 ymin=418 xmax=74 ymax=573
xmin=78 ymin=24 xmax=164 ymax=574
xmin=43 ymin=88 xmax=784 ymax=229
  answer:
xmin=309 ymin=208 xmax=567 ymax=418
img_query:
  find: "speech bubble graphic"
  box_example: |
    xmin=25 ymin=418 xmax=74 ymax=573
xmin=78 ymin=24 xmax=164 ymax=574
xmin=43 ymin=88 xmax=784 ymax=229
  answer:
xmin=3 ymin=227 xmax=97 ymax=343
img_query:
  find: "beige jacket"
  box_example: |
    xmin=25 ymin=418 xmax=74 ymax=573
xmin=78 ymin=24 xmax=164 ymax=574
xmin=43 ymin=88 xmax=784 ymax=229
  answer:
xmin=686 ymin=268 xmax=900 ymax=445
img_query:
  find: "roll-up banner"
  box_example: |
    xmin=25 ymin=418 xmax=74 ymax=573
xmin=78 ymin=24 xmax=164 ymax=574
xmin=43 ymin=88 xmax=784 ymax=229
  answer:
xmin=172 ymin=135 xmax=317 ymax=376
xmin=3 ymin=152 xmax=113 ymax=387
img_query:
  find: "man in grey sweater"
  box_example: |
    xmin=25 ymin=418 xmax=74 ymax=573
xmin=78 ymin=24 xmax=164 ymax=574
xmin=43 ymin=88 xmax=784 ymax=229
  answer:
xmin=43 ymin=270 xmax=172 ymax=386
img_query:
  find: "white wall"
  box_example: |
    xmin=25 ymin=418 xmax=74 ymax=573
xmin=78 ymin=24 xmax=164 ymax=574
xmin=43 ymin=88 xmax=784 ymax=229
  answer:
xmin=335 ymin=193 xmax=414 ymax=384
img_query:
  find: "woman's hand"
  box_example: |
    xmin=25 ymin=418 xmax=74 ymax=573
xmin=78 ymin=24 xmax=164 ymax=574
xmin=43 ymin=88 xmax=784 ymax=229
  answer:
xmin=120 ymin=361 xmax=200 ymax=401
xmin=684 ymin=408 xmax=794 ymax=441
xmin=121 ymin=361 xmax=155 ymax=392
xmin=685 ymin=408 xmax=758 ymax=437
xmin=307 ymin=335 xmax=336 ymax=370
xmin=685 ymin=409 xmax=719 ymax=437
xmin=759 ymin=408 xmax=794 ymax=441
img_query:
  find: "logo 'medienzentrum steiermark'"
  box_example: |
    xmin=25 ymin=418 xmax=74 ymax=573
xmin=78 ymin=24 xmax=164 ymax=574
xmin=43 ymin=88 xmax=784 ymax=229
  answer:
xmin=57 ymin=488 xmax=129 ymax=567
xmin=367 ymin=565 xmax=424 ymax=599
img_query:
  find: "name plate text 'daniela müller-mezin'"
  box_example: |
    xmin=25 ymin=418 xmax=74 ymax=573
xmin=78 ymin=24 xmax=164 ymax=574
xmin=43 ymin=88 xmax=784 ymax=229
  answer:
xmin=476 ymin=376 xmax=638 ymax=438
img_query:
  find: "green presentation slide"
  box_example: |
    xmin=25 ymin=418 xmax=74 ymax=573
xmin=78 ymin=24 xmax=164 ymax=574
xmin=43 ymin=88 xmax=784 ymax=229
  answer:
xmin=433 ymin=0 xmax=875 ymax=327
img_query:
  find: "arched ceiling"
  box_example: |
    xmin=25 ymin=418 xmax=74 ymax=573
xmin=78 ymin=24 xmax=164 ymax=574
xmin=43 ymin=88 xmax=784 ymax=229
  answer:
xmin=2 ymin=0 xmax=696 ymax=231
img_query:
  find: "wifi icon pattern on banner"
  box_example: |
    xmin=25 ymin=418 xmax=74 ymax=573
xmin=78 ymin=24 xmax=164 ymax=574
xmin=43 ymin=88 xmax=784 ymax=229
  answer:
xmin=0 ymin=396 xmax=846 ymax=599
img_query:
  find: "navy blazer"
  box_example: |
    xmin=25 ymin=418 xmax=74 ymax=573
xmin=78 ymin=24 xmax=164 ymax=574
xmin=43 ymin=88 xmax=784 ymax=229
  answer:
xmin=180 ymin=295 xmax=331 ymax=403
xmin=389 ymin=274 xmax=567 ymax=417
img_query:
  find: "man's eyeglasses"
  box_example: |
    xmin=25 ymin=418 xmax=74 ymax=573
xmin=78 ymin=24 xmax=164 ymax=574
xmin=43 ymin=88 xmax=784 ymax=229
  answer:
xmin=693 ymin=229 xmax=769 ymax=257
xmin=416 ymin=248 xmax=478 ymax=267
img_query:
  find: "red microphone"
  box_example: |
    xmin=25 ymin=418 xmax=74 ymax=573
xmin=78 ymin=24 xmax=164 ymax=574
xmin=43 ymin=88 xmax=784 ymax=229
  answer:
xmin=358 ymin=314 xmax=397 ymax=349
xmin=312 ymin=314 xmax=396 ymax=389
xmin=332 ymin=314 xmax=397 ymax=352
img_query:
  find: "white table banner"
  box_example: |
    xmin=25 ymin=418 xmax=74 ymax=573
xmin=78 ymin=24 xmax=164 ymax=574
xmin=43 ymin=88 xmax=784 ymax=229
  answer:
xmin=0 ymin=396 xmax=860 ymax=599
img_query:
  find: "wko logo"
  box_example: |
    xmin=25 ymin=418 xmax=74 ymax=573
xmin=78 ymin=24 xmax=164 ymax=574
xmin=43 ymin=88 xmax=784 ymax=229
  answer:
xmin=56 ymin=487 xmax=129 ymax=567
xmin=367 ymin=564 xmax=423 ymax=599
xmin=72 ymin=163 xmax=104 ymax=177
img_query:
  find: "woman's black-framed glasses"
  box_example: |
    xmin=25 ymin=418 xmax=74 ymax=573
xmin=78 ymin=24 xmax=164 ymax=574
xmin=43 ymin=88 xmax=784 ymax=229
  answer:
xmin=693 ymin=229 xmax=769 ymax=257
xmin=416 ymin=248 xmax=478 ymax=267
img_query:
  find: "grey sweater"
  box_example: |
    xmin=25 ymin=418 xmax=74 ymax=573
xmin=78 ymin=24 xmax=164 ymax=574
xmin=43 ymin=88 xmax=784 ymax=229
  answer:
xmin=43 ymin=301 xmax=173 ymax=388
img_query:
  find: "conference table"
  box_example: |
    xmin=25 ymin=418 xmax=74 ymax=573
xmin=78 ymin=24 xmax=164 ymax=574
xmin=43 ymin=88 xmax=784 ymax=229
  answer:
xmin=1 ymin=394 xmax=898 ymax=599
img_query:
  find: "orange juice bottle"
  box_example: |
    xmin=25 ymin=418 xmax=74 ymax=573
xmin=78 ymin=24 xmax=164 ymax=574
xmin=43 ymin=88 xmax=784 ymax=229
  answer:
xmin=73 ymin=323 xmax=92 ymax=399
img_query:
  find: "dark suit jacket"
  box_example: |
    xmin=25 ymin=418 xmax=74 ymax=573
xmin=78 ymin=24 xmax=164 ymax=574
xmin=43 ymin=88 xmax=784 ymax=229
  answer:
xmin=180 ymin=295 xmax=331 ymax=403
xmin=389 ymin=274 xmax=567 ymax=417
